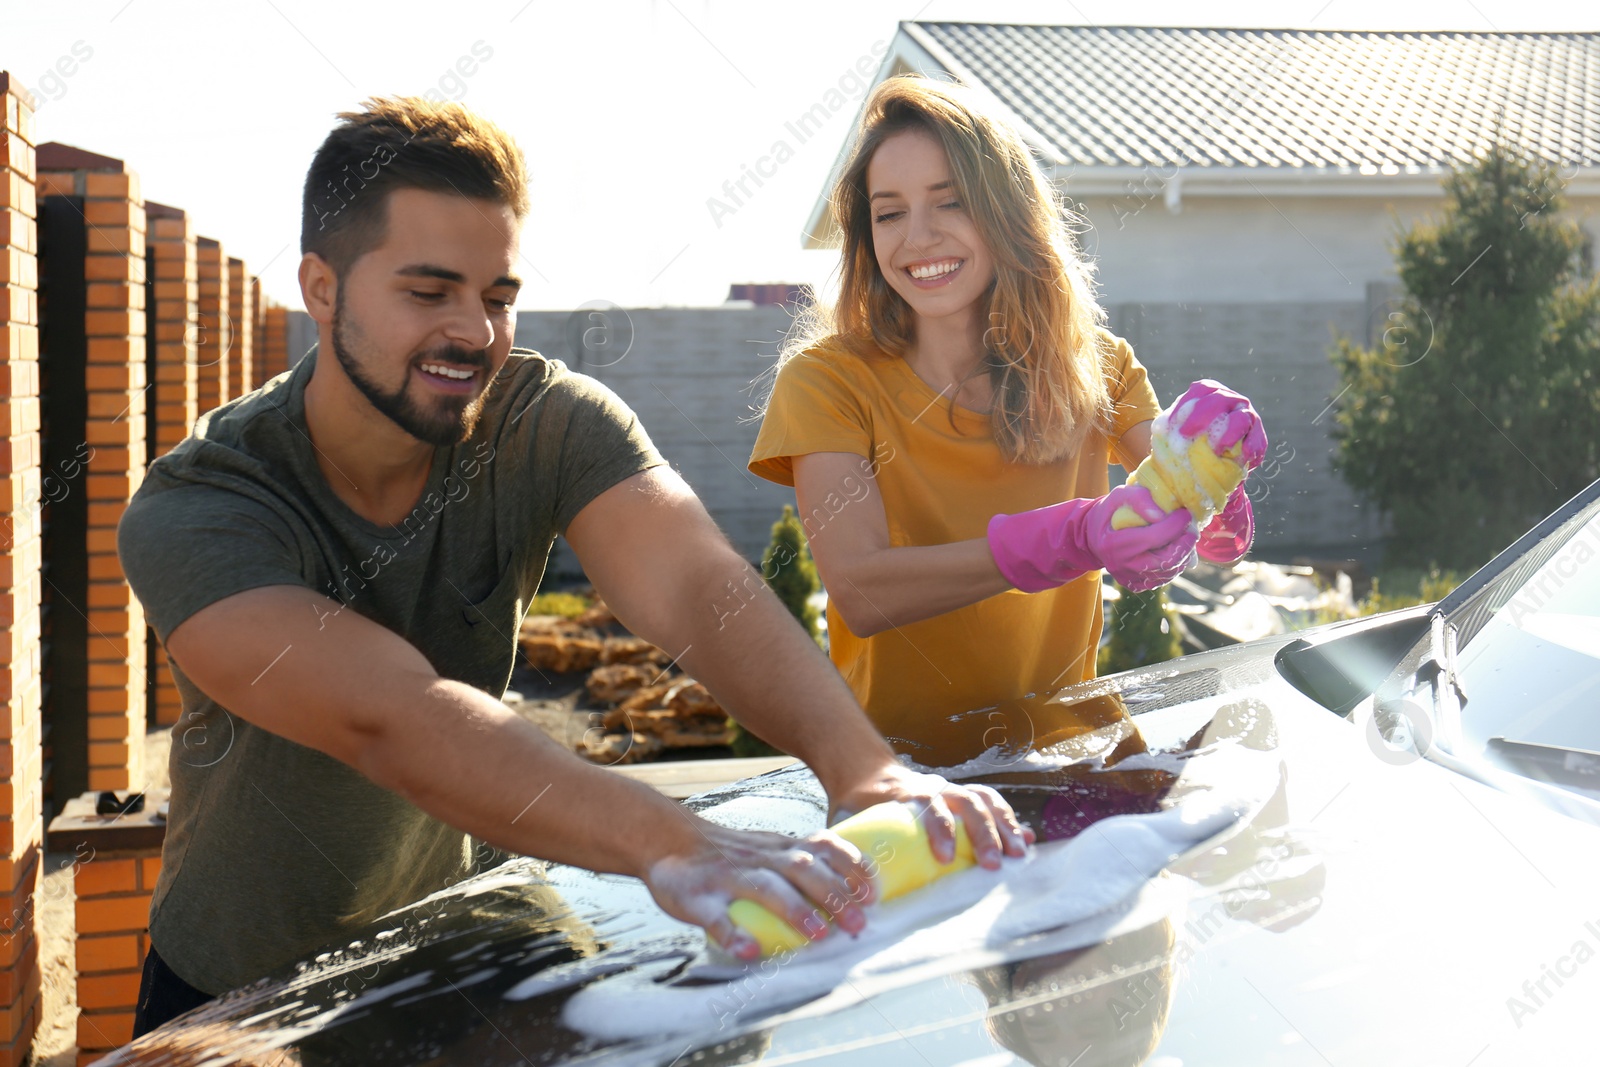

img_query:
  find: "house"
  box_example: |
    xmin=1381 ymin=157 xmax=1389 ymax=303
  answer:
xmin=805 ymin=24 xmax=1600 ymax=554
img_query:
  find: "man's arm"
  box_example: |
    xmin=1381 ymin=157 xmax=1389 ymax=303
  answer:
xmin=165 ymin=585 xmax=874 ymax=958
xmin=563 ymin=466 xmax=1032 ymax=866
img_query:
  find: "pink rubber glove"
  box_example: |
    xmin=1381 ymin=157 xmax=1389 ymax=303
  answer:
xmin=1173 ymin=380 xmax=1268 ymax=471
xmin=987 ymin=484 xmax=1198 ymax=594
xmin=1197 ymin=484 xmax=1254 ymax=564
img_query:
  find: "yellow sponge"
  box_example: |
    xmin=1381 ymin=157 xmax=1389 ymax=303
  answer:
xmin=1112 ymin=433 xmax=1245 ymax=532
xmin=726 ymin=802 xmax=977 ymax=958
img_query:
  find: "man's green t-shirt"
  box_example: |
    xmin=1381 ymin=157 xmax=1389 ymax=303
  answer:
xmin=117 ymin=345 xmax=665 ymax=995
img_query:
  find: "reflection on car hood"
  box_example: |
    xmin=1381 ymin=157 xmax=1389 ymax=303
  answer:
xmin=108 ymin=636 xmax=1599 ymax=1067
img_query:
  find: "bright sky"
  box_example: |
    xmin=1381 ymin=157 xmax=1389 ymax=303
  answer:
xmin=4 ymin=0 xmax=1591 ymax=311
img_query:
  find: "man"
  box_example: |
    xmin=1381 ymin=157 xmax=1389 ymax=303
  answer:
xmin=117 ymin=96 xmax=1030 ymax=1037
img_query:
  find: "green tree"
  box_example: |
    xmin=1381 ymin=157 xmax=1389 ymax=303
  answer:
xmin=1098 ymin=582 xmax=1183 ymax=675
xmin=1330 ymin=139 xmax=1600 ymax=571
xmin=731 ymin=505 xmax=823 ymax=758
xmin=762 ymin=505 xmax=821 ymax=642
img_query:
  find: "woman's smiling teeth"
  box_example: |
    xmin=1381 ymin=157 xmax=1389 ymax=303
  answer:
xmin=419 ymin=362 xmax=475 ymax=380
xmin=907 ymin=258 xmax=963 ymax=280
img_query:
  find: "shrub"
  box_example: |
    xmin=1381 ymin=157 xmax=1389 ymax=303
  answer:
xmin=730 ymin=505 xmax=824 ymax=758
xmin=763 ymin=504 xmax=821 ymax=641
xmin=1098 ymin=582 xmax=1184 ymax=675
xmin=528 ymin=590 xmax=592 ymax=618
xmin=1329 ymin=138 xmax=1600 ymax=572
xmin=1356 ymin=567 xmax=1463 ymax=615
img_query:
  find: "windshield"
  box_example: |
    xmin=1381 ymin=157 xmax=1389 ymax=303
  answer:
xmin=1446 ymin=501 xmax=1600 ymax=761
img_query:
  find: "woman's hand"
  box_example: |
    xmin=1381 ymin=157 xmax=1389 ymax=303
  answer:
xmin=1172 ymin=380 xmax=1268 ymax=470
xmin=1088 ymin=485 xmax=1199 ymax=590
xmin=1197 ymin=484 xmax=1254 ymax=564
xmin=986 ymin=484 xmax=1197 ymax=593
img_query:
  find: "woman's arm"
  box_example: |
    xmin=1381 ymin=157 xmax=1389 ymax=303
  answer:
xmin=1118 ymin=419 xmax=1154 ymax=470
xmin=795 ymin=419 xmax=1159 ymax=638
xmin=794 ymin=452 xmax=1012 ymax=637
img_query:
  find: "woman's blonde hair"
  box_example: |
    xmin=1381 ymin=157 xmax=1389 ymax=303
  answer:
xmin=780 ymin=75 xmax=1112 ymax=464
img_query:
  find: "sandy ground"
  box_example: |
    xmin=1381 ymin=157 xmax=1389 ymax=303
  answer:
xmin=32 ymin=849 xmax=77 ymax=1066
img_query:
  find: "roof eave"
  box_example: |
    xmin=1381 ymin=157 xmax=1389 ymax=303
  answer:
xmin=1053 ymin=164 xmax=1600 ymax=199
xmin=802 ymin=25 xmax=942 ymax=250
xmin=801 ymin=23 xmax=1073 ymax=250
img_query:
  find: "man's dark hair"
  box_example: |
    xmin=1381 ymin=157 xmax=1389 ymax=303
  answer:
xmin=300 ymin=95 xmax=530 ymax=278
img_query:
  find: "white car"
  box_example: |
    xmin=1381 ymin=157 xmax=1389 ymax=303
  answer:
xmin=111 ymin=479 xmax=1600 ymax=1066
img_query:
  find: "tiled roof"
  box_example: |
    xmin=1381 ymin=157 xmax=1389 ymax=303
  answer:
xmin=905 ymin=23 xmax=1600 ymax=170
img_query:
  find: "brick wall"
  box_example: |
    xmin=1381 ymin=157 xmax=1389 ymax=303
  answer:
xmin=194 ymin=237 xmax=229 ymax=417
xmin=0 ymin=72 xmax=43 ymax=1067
xmin=1 ymin=66 xmax=291 ymax=1063
xmin=227 ymin=257 xmax=251 ymax=403
xmin=143 ymin=202 xmax=195 ymax=459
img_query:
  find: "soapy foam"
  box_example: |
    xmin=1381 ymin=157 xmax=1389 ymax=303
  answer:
xmin=925 ymin=743 xmax=1193 ymax=782
xmin=550 ymin=738 xmax=1280 ymax=1044
xmin=98 ymin=736 xmax=1280 ymax=1064
xmin=1149 ymin=412 xmax=1228 ymax=518
xmin=908 ymin=744 xmax=1093 ymax=780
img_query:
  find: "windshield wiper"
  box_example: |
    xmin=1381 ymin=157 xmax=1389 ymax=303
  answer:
xmin=1416 ymin=617 xmax=1469 ymax=755
xmin=1485 ymin=737 xmax=1600 ymax=791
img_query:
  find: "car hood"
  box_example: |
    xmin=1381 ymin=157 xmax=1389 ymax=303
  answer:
xmin=109 ymin=633 xmax=1598 ymax=1066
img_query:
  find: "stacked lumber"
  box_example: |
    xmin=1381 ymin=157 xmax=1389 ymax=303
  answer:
xmin=518 ymin=615 xmax=604 ymax=674
xmin=517 ymin=606 xmax=735 ymax=764
xmin=593 ymin=679 xmax=733 ymax=747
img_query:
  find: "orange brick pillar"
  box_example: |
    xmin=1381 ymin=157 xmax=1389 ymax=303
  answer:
xmin=194 ymin=236 xmax=228 ymax=415
xmin=0 ymin=73 xmax=44 ymax=1067
xmin=47 ymin=789 xmax=166 ymax=1066
xmin=262 ymin=298 xmax=288 ymax=381
xmin=248 ymin=276 xmax=264 ymax=391
xmin=82 ymin=165 xmax=148 ymax=794
xmin=143 ymin=202 xmax=195 ymax=456
xmin=141 ymin=203 xmax=194 ymax=731
xmin=227 ymin=256 xmax=251 ymax=400
xmin=37 ymin=143 xmax=150 ymax=795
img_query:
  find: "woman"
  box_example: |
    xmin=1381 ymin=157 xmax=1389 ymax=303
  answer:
xmin=749 ymin=76 xmax=1264 ymax=765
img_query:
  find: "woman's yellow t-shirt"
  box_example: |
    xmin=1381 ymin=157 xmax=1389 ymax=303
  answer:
xmin=748 ymin=331 xmax=1161 ymax=766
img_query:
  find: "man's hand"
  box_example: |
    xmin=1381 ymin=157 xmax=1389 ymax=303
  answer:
xmin=828 ymin=763 xmax=1034 ymax=871
xmin=643 ymin=822 xmax=877 ymax=961
xmin=166 ymin=584 xmax=897 ymax=959
xmin=566 ymin=470 xmax=1036 ymax=921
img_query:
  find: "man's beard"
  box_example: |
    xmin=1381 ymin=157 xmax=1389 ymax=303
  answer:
xmin=331 ymin=304 xmax=491 ymax=447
